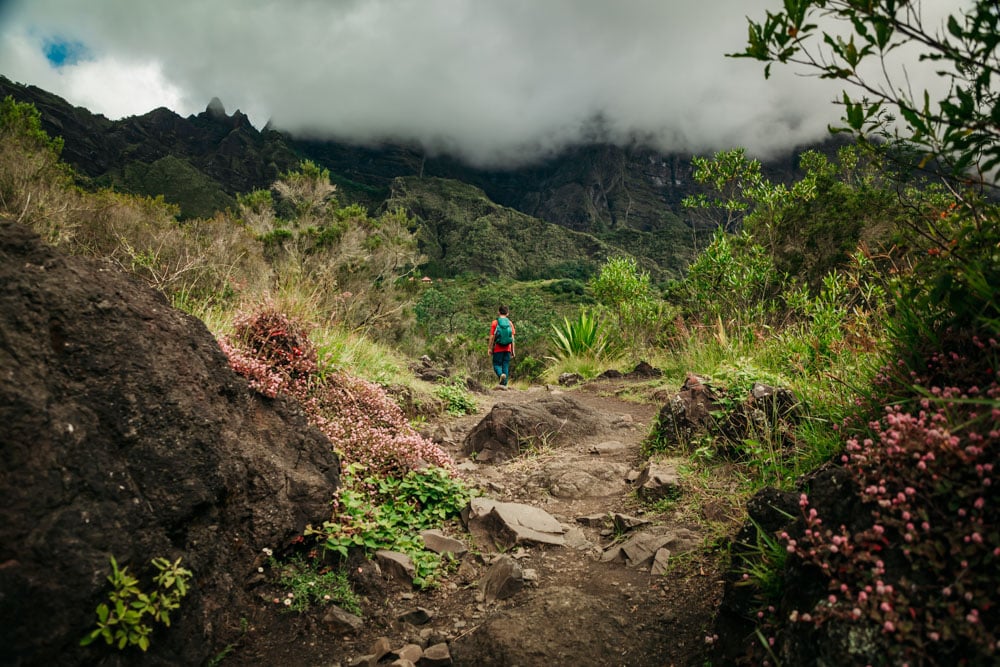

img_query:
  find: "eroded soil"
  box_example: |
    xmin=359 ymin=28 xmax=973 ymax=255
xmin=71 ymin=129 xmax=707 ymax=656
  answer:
xmin=228 ymin=378 xmax=732 ymax=667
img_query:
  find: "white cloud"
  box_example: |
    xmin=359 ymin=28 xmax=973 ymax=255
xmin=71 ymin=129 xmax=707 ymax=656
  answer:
xmin=0 ymin=0 xmax=962 ymax=166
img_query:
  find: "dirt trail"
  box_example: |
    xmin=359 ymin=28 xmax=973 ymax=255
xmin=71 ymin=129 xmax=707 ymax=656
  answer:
xmin=234 ymin=379 xmax=725 ymax=667
xmin=438 ymin=380 xmax=722 ymax=666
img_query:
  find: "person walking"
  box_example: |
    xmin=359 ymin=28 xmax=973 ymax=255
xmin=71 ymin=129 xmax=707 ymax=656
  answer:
xmin=488 ymin=305 xmax=515 ymax=387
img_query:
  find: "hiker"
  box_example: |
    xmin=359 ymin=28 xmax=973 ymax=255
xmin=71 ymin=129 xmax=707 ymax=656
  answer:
xmin=488 ymin=306 xmax=515 ymax=386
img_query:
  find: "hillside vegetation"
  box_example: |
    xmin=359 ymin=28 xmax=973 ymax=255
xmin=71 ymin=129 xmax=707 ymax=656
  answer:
xmin=385 ymin=176 xmax=615 ymax=280
xmin=2 ymin=2 xmax=998 ymax=658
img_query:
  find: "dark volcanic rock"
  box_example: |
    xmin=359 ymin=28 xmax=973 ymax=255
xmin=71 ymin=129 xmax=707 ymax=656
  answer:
xmin=462 ymin=395 xmax=603 ymax=461
xmin=0 ymin=221 xmax=340 ymax=666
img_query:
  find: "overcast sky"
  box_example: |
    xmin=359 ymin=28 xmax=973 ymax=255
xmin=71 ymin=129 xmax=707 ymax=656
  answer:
xmin=0 ymin=0 xmax=959 ymax=167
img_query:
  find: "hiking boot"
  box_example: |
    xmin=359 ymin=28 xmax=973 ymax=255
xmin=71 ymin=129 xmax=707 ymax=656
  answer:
xmin=499 ymin=373 xmax=507 ymax=385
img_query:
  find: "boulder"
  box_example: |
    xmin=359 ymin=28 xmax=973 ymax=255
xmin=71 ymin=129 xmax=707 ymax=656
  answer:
xmin=396 ymin=644 xmax=424 ymax=663
xmin=376 ymin=550 xmax=417 ymax=583
xmin=419 ymin=642 xmax=453 ymax=666
xmin=463 ymin=395 xmax=603 ymax=462
xmin=480 ymin=555 xmax=524 ymax=602
xmin=324 ymin=605 xmax=365 ymax=635
xmin=635 ymin=460 xmax=682 ymax=501
xmin=0 ymin=222 xmax=340 ymax=666
xmin=398 ymin=607 xmax=433 ymax=626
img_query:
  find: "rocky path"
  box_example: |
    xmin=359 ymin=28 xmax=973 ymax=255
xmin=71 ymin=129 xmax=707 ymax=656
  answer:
xmin=412 ymin=380 xmax=721 ymax=666
xmin=236 ymin=379 xmax=726 ymax=667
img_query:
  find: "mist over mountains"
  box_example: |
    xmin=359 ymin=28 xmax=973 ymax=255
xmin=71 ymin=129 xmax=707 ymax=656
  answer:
xmin=0 ymin=75 xmax=833 ymax=281
xmin=0 ymin=0 xmax=863 ymax=169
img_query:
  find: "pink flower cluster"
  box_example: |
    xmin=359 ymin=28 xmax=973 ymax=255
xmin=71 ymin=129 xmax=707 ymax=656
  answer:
xmin=777 ymin=349 xmax=999 ymax=663
xmin=218 ymin=305 xmax=454 ymax=478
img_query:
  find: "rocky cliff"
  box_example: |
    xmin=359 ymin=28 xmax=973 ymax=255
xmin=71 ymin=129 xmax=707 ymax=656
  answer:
xmin=0 ymin=220 xmax=340 ymax=665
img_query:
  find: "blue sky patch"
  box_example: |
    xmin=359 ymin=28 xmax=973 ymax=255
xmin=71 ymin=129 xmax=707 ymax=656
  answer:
xmin=43 ymin=38 xmax=89 ymax=67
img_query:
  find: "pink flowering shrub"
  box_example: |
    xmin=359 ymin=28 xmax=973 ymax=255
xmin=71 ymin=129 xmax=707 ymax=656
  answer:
xmin=765 ymin=339 xmax=1000 ymax=665
xmin=218 ymin=304 xmax=453 ymax=477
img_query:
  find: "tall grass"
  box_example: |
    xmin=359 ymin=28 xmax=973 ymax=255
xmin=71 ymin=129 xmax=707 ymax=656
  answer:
xmin=310 ymin=326 xmax=410 ymax=386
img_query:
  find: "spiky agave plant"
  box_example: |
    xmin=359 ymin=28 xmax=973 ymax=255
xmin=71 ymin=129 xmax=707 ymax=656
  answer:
xmin=548 ymin=309 xmax=609 ymax=360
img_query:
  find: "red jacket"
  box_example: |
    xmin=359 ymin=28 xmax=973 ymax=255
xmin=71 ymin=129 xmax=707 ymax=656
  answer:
xmin=490 ymin=318 xmax=515 ymax=353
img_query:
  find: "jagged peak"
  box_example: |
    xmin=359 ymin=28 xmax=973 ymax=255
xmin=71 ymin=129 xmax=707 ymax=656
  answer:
xmin=206 ymin=97 xmax=227 ymax=118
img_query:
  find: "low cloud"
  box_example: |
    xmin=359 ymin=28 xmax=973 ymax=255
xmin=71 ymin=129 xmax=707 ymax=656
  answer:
xmin=0 ymin=0 xmax=953 ymax=167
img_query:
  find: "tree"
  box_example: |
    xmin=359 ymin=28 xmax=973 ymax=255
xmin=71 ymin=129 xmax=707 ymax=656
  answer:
xmin=414 ymin=286 xmax=468 ymax=338
xmin=240 ymin=161 xmax=423 ymax=332
xmin=685 ymin=145 xmax=952 ymax=288
xmin=734 ymin=0 xmax=1000 ymax=189
xmin=0 ymin=96 xmax=75 ymax=241
xmin=736 ymin=0 xmax=1000 ymax=339
xmin=590 ymin=256 xmax=662 ymax=352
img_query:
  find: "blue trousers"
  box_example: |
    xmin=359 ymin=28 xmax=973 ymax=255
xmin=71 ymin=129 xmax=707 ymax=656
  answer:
xmin=492 ymin=351 xmax=511 ymax=385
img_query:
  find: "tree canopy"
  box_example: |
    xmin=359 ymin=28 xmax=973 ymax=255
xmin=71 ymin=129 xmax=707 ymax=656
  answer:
xmin=733 ymin=0 xmax=1000 ymax=188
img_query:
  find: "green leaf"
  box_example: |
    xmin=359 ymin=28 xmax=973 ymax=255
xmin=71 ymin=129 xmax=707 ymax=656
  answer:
xmin=946 ymin=15 xmax=962 ymax=38
xmin=79 ymin=629 xmax=102 ymax=647
xmin=96 ymin=603 xmax=109 ymax=623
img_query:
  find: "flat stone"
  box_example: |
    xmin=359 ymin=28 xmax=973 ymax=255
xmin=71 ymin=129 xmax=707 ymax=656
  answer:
xmin=650 ymin=548 xmax=673 ymax=576
xmin=612 ymin=513 xmax=651 ymax=533
xmin=419 ymin=642 xmax=453 ymax=666
xmin=376 ymin=550 xmax=416 ymax=582
xmin=601 ymin=527 xmax=701 ymax=568
xmin=468 ymin=498 xmax=565 ymax=550
xmin=589 ymin=439 xmax=626 ymax=454
xmin=420 ymin=529 xmax=468 ymax=558
xmin=562 ymin=526 xmax=594 ymax=551
xmin=575 ymin=513 xmax=608 ymax=527
xmin=323 ymin=605 xmax=365 ymax=635
xmin=527 ymin=460 xmax=629 ymax=499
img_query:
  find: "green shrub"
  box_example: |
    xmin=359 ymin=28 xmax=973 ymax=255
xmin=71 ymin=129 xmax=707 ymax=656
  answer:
xmin=434 ymin=377 xmax=477 ymax=416
xmin=307 ymin=466 xmax=475 ymax=589
xmin=81 ymin=556 xmax=191 ymax=652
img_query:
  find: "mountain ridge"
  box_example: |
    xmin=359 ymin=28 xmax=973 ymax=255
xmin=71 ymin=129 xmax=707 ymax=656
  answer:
xmin=0 ymin=75 xmax=824 ymax=280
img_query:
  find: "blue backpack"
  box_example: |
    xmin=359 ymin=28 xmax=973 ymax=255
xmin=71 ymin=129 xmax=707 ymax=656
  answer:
xmin=494 ymin=317 xmax=513 ymax=346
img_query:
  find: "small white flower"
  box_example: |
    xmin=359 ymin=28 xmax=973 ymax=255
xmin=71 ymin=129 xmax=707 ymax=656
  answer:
xmin=283 ymin=598 xmax=292 ymax=606
xmin=257 ymin=567 xmax=264 ymax=573
xmin=262 ymin=547 xmax=273 ymax=556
